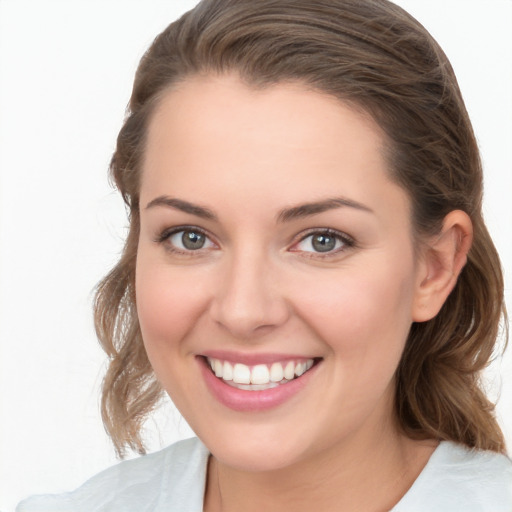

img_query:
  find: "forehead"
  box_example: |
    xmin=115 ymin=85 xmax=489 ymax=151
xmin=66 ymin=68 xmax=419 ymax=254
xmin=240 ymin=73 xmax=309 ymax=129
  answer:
xmin=145 ymin=75 xmax=385 ymax=167
xmin=141 ymin=74 xmax=408 ymax=222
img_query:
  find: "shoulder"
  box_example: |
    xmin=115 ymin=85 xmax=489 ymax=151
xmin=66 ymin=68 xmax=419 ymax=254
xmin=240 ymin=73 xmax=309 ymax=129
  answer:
xmin=16 ymin=437 xmax=209 ymax=512
xmin=394 ymin=441 xmax=512 ymax=511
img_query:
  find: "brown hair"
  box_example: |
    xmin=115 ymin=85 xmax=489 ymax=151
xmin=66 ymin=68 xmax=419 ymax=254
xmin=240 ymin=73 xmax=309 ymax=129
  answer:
xmin=95 ymin=0 xmax=507 ymax=457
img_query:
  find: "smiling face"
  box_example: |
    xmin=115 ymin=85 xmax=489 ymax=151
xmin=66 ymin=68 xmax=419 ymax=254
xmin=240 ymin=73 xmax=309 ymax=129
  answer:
xmin=136 ymin=74 xmax=428 ymax=471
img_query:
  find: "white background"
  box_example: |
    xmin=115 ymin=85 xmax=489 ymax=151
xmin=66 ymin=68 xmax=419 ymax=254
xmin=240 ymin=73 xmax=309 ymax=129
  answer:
xmin=0 ymin=1 xmax=511 ymax=510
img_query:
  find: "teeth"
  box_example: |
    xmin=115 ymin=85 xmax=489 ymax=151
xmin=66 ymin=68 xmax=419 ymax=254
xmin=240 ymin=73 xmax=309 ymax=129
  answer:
xmin=233 ymin=363 xmax=251 ymax=384
xmin=251 ymin=364 xmax=270 ymax=385
xmin=284 ymin=361 xmax=295 ymax=380
xmin=207 ymin=357 xmax=315 ymax=389
xmin=227 ymin=381 xmax=280 ymax=391
xmin=270 ymin=362 xmax=284 ymax=382
xmin=214 ymin=359 xmax=223 ymax=377
xmin=223 ymin=361 xmax=233 ymax=381
xmin=295 ymin=362 xmax=306 ymax=377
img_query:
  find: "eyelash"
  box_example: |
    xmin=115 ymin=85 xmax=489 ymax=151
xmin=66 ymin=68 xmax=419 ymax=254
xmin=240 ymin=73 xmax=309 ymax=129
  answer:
xmin=290 ymin=228 xmax=355 ymax=259
xmin=155 ymin=226 xmax=355 ymax=258
xmin=155 ymin=226 xmax=216 ymax=255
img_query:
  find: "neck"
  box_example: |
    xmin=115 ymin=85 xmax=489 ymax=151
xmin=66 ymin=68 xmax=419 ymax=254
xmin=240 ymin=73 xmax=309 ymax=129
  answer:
xmin=204 ymin=417 xmax=437 ymax=512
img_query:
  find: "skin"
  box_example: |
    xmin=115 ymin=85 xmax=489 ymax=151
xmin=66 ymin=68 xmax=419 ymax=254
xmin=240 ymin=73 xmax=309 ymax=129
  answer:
xmin=135 ymin=75 xmax=472 ymax=511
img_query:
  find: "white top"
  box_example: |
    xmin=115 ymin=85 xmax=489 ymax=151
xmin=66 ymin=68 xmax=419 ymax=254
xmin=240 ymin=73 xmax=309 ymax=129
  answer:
xmin=17 ymin=437 xmax=512 ymax=512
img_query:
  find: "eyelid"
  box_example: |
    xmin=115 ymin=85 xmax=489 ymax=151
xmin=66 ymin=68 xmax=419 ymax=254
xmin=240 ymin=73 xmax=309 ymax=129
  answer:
xmin=155 ymin=225 xmax=218 ymax=253
xmin=155 ymin=225 xmax=355 ymax=258
xmin=156 ymin=225 xmax=207 ymax=242
xmin=289 ymin=228 xmax=355 ymax=256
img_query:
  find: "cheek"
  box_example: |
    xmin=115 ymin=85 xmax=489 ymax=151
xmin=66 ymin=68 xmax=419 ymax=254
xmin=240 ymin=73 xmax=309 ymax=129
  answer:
xmin=135 ymin=260 xmax=211 ymax=356
xmin=292 ymin=261 xmax=416 ymax=361
xmin=291 ymin=265 xmax=416 ymax=419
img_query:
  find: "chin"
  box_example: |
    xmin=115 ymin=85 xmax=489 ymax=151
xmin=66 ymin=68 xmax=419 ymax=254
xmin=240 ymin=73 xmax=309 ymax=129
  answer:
xmin=212 ymin=441 xmax=304 ymax=473
xmin=195 ymin=420 xmax=319 ymax=473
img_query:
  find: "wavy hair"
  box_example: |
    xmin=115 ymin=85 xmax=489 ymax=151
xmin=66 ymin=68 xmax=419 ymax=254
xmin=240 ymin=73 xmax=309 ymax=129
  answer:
xmin=94 ymin=0 xmax=507 ymax=457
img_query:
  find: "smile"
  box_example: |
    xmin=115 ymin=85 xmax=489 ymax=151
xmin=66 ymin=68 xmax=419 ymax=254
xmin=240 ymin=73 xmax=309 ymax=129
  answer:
xmin=206 ymin=357 xmax=315 ymax=390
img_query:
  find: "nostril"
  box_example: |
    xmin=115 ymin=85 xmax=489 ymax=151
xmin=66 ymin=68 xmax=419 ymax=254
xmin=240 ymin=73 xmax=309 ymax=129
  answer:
xmin=209 ymin=271 xmax=290 ymax=338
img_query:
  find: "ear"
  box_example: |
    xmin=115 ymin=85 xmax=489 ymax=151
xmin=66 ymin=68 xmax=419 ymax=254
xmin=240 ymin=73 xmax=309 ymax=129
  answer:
xmin=412 ymin=210 xmax=473 ymax=322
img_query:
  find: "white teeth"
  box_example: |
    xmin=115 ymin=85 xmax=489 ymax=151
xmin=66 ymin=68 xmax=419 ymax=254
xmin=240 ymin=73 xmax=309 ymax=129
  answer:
xmin=251 ymin=364 xmax=270 ymax=385
xmin=284 ymin=361 xmax=295 ymax=380
xmin=207 ymin=357 xmax=316 ymax=389
xmin=295 ymin=362 xmax=306 ymax=377
xmin=226 ymin=381 xmax=280 ymax=391
xmin=223 ymin=361 xmax=233 ymax=381
xmin=270 ymin=362 xmax=284 ymax=382
xmin=214 ymin=359 xmax=223 ymax=377
xmin=233 ymin=363 xmax=251 ymax=384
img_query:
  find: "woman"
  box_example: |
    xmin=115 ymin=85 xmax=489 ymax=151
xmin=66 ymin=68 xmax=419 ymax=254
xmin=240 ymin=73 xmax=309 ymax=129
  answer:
xmin=18 ymin=0 xmax=512 ymax=510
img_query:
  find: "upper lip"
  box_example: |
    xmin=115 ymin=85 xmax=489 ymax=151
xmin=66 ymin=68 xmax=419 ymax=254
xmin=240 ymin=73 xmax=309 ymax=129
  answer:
xmin=200 ymin=350 xmax=320 ymax=366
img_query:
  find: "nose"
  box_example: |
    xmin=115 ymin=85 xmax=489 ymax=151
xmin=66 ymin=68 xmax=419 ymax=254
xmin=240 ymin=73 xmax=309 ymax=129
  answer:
xmin=209 ymin=248 xmax=290 ymax=340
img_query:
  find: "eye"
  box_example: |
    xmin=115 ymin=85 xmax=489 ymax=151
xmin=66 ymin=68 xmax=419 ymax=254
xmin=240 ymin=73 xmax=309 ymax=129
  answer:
xmin=159 ymin=227 xmax=216 ymax=253
xmin=292 ymin=229 xmax=354 ymax=255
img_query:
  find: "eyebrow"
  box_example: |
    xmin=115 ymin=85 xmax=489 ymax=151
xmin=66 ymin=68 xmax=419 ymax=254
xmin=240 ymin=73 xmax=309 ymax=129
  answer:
xmin=276 ymin=197 xmax=374 ymax=222
xmin=145 ymin=196 xmax=217 ymax=220
xmin=144 ymin=195 xmax=373 ymax=223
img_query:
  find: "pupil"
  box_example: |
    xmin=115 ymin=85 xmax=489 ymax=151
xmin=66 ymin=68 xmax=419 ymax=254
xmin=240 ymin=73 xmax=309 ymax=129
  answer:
xmin=182 ymin=231 xmax=205 ymax=250
xmin=312 ymin=234 xmax=335 ymax=252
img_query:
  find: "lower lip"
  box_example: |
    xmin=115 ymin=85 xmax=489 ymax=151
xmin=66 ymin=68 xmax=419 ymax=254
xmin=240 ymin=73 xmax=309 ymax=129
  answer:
xmin=198 ymin=357 xmax=319 ymax=412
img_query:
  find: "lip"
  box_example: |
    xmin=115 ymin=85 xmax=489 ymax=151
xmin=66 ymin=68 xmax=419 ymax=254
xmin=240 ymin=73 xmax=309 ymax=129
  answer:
xmin=198 ymin=354 xmax=321 ymax=412
xmin=201 ymin=350 xmax=316 ymax=366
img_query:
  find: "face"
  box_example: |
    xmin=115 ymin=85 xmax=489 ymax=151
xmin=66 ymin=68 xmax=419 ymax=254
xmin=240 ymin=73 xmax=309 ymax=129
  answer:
xmin=136 ymin=75 xmax=427 ymax=472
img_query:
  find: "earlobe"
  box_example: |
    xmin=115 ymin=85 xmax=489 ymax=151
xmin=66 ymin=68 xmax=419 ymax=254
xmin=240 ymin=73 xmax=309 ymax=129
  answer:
xmin=412 ymin=210 xmax=473 ymax=323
